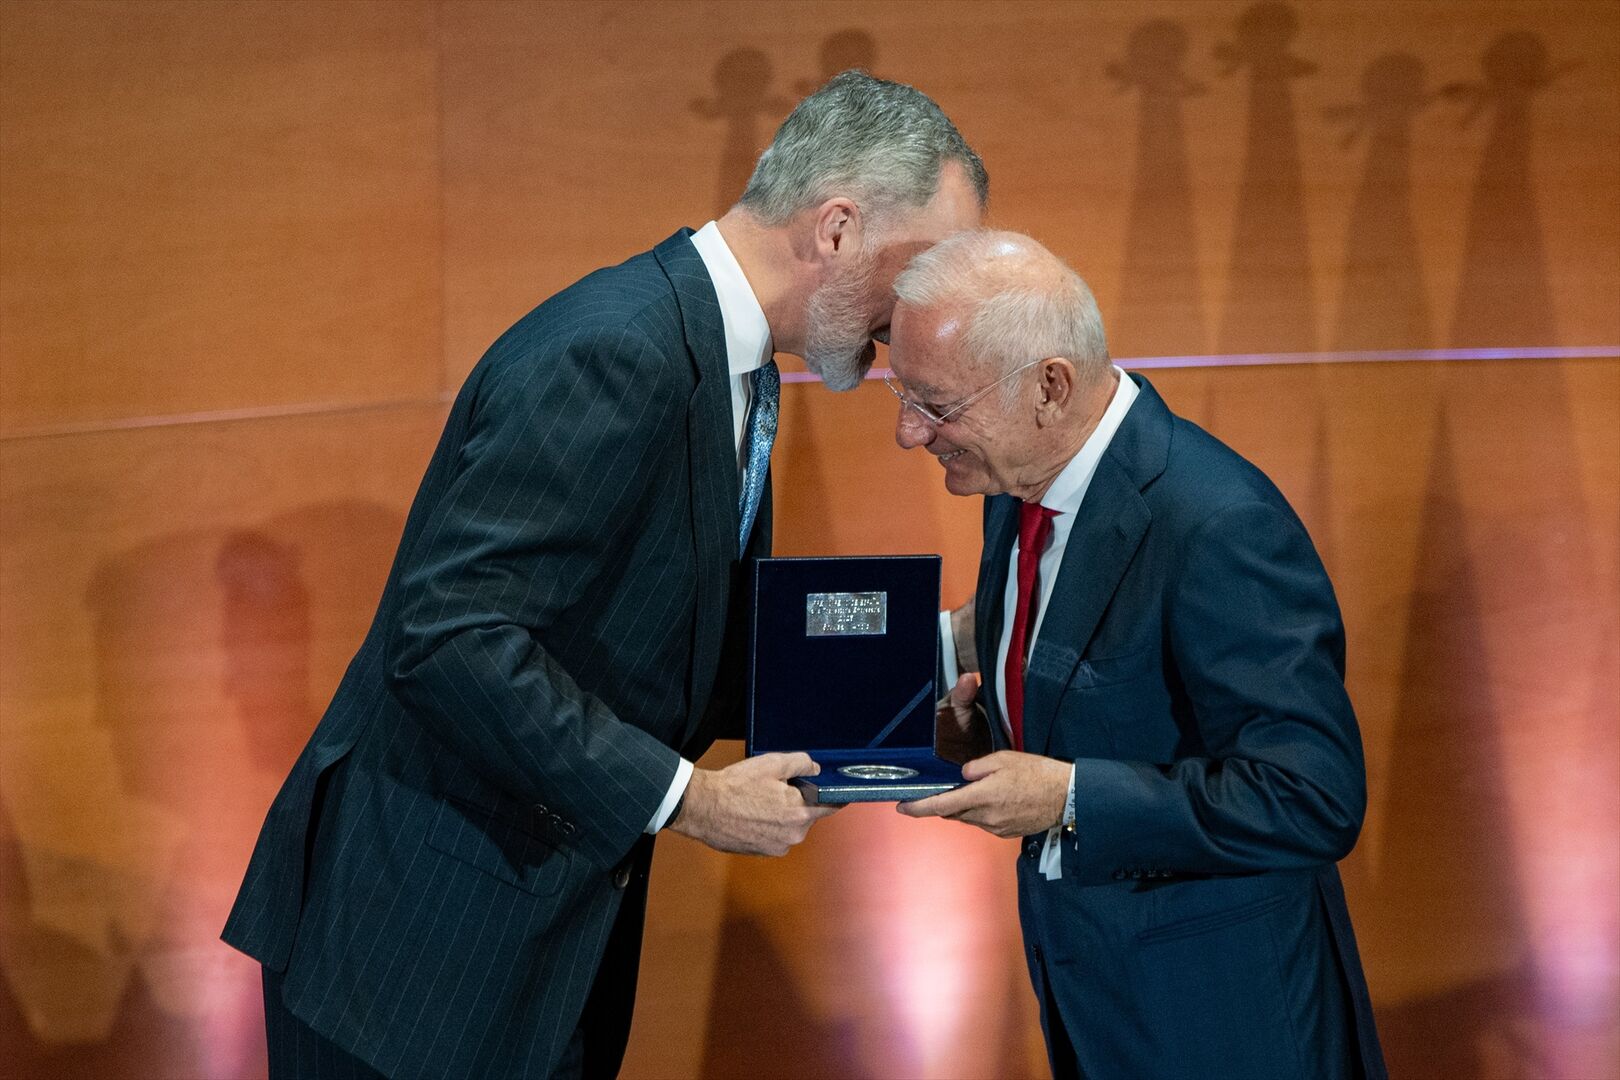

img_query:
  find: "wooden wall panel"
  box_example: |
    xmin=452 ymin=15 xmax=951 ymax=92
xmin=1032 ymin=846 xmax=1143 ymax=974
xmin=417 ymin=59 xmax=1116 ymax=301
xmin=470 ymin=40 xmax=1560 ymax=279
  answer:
xmin=1151 ymin=359 xmax=1620 ymax=1080
xmin=1 ymin=1 xmax=1616 ymax=1077
xmin=751 ymin=357 xmax=1620 ymax=1078
xmin=438 ymin=0 xmax=715 ymax=384
xmin=437 ymin=0 xmax=1617 ymax=382
xmin=0 ymin=404 xmax=444 ymax=1078
xmin=632 ymin=743 xmax=1050 ymax=1079
xmin=0 ymin=1 xmax=443 ymax=435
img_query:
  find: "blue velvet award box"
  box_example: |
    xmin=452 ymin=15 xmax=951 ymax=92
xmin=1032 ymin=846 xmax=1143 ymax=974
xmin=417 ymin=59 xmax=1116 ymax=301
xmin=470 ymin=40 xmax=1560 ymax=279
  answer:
xmin=746 ymin=555 xmax=964 ymax=804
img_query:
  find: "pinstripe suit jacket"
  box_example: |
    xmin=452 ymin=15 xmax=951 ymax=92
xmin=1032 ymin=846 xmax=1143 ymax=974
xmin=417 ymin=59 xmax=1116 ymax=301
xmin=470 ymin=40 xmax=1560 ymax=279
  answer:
xmin=223 ymin=230 xmax=767 ymax=1078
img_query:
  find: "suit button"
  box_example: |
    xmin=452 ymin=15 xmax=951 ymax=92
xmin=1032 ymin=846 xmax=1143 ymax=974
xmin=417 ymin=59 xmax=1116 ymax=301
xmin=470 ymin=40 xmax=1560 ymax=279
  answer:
xmin=1130 ymin=869 xmax=1143 ymax=879
xmin=1031 ymin=944 xmax=1043 ymax=964
xmin=1024 ymin=838 xmax=1041 ymax=859
xmin=1112 ymin=870 xmax=1126 ymax=881
xmin=612 ymin=865 xmax=631 ymax=889
xmin=559 ymin=821 xmax=577 ymax=837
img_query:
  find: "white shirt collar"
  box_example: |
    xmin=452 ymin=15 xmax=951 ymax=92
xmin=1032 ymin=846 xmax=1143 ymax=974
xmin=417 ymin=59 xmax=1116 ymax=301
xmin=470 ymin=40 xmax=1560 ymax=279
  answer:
xmin=1037 ymin=366 xmax=1139 ymax=517
xmin=688 ymin=221 xmax=772 ymax=376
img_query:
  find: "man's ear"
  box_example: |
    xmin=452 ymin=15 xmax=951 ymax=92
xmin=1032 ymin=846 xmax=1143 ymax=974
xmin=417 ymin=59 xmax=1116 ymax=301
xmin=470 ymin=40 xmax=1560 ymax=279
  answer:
xmin=1035 ymin=358 xmax=1078 ymax=425
xmin=811 ymin=197 xmax=859 ymax=259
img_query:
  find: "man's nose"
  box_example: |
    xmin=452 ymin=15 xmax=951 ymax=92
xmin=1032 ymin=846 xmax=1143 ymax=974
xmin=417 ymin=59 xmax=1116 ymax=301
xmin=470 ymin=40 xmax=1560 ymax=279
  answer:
xmin=895 ymin=406 xmax=935 ymax=450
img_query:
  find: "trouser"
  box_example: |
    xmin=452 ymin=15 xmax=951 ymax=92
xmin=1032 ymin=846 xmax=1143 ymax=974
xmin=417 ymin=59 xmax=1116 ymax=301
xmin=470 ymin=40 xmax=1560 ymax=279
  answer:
xmin=262 ymin=835 xmax=654 ymax=1079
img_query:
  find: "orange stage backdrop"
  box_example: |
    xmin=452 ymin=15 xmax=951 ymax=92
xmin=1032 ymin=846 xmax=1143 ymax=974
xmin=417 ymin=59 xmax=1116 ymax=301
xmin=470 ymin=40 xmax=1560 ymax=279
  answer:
xmin=2 ymin=2 xmax=1616 ymax=1078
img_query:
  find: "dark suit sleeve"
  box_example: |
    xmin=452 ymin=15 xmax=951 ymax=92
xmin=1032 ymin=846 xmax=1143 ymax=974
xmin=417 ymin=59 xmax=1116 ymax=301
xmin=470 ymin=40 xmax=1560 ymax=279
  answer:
xmin=1068 ymin=501 xmax=1367 ymax=883
xmin=384 ymin=324 xmax=685 ymax=871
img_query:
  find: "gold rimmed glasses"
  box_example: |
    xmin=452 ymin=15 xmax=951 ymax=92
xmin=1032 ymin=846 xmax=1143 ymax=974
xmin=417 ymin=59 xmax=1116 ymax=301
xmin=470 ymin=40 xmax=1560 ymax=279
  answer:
xmin=883 ymin=357 xmax=1048 ymax=426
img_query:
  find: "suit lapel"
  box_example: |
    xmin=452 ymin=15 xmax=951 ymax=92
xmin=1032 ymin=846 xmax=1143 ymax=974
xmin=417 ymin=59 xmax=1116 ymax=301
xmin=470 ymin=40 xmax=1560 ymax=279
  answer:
xmin=653 ymin=230 xmax=738 ymax=739
xmin=1022 ymin=463 xmax=1150 ymax=756
xmin=1020 ymin=374 xmax=1173 ymax=757
xmin=975 ymin=495 xmax=1018 ymax=751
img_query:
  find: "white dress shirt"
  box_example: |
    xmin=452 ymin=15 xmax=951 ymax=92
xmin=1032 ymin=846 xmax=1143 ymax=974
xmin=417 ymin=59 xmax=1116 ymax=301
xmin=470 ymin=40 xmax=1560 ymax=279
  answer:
xmin=645 ymin=222 xmax=773 ymax=833
xmin=940 ymin=367 xmax=1139 ymax=876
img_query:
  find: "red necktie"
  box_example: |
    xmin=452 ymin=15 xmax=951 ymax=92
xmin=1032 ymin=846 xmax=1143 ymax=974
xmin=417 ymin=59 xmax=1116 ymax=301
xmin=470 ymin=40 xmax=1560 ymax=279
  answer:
xmin=1005 ymin=501 xmax=1057 ymax=751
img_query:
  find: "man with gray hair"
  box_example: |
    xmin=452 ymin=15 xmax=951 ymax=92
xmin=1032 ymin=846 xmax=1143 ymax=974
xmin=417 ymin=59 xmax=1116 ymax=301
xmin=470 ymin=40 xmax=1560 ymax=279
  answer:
xmin=225 ymin=71 xmax=985 ymax=1079
xmin=891 ymin=232 xmax=1386 ymax=1079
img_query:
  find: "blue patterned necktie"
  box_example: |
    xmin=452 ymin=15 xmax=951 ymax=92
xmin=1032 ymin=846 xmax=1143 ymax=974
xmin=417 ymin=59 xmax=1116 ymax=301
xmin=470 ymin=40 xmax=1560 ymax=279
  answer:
xmin=738 ymin=359 xmax=779 ymax=554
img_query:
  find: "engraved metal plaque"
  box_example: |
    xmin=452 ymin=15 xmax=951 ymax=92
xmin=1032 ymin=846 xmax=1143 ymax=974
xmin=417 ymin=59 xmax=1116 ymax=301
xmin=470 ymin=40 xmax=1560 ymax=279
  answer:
xmin=805 ymin=591 xmax=888 ymax=637
xmin=837 ymin=764 xmax=920 ymax=780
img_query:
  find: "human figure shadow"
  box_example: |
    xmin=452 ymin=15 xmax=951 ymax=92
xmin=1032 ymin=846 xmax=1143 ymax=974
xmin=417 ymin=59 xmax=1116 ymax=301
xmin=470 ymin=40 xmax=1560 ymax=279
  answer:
xmin=0 ymin=798 xmax=198 ymax=1078
xmin=1353 ymin=412 xmax=1531 ymax=1077
xmin=690 ymin=48 xmax=792 ymax=218
xmin=1444 ymin=31 xmax=1577 ymax=347
xmin=697 ymin=913 xmax=860 ymax=1077
xmin=1389 ymin=101 xmax=1612 ymax=1053
xmin=1215 ymin=1 xmax=1318 ymax=354
xmin=0 ymin=500 xmax=405 ymax=1078
xmin=1314 ymin=50 xmax=1440 ymax=605
xmin=1107 ymin=19 xmax=1207 ymax=359
xmin=796 ymin=28 xmax=878 ymax=93
xmin=216 ymin=531 xmax=315 ymax=777
xmin=1326 ymin=53 xmax=1434 ymax=351
xmin=1203 ymin=3 xmax=1331 ymax=559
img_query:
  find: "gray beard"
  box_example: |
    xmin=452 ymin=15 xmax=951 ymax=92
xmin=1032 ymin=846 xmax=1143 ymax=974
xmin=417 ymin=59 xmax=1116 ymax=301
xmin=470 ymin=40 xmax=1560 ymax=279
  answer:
xmin=803 ymin=257 xmax=878 ymax=392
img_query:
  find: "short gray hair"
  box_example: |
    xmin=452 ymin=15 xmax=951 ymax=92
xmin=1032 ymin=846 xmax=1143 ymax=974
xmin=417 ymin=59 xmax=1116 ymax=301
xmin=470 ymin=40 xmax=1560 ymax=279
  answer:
xmin=894 ymin=230 xmax=1110 ymax=398
xmin=738 ymin=71 xmax=988 ymax=228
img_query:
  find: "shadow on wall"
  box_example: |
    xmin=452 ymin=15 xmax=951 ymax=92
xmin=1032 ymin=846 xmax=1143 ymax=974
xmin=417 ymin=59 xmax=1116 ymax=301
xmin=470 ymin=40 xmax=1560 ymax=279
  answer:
xmin=1427 ymin=40 xmax=1612 ymax=1059
xmin=690 ymin=49 xmax=791 ymax=221
xmin=0 ymin=501 xmax=402 ymax=1080
xmin=1327 ymin=52 xmax=1434 ymax=352
xmin=1108 ymin=18 xmax=1207 ymax=360
xmin=217 ymin=532 xmax=315 ymax=777
xmin=1376 ymin=963 xmax=1555 ymax=1080
xmin=1356 ymin=411 xmax=1532 ymax=1077
xmin=1101 ymin=13 xmax=1579 ymax=363
xmin=0 ymin=797 xmax=198 ymax=1080
xmin=697 ymin=914 xmax=861 ymax=1078
xmin=797 ymin=29 xmax=878 ymax=94
xmin=1446 ymin=31 xmax=1573 ymax=348
xmin=1186 ymin=4 xmax=1333 ymax=574
xmin=1216 ymin=1 xmax=1317 ymax=355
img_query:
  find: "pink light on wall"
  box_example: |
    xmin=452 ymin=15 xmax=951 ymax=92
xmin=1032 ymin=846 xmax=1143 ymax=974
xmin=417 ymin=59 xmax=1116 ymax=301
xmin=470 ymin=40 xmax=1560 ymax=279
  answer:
xmin=843 ymin=808 xmax=1023 ymax=1078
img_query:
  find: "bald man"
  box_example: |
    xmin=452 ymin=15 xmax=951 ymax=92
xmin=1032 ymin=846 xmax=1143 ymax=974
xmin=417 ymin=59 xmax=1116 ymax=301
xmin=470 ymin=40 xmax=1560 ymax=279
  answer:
xmin=888 ymin=231 xmax=1386 ymax=1080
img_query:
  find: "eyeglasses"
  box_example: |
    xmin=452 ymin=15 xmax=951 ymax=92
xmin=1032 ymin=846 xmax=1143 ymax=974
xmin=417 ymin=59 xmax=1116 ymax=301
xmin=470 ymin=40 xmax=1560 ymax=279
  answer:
xmin=883 ymin=357 xmax=1048 ymax=426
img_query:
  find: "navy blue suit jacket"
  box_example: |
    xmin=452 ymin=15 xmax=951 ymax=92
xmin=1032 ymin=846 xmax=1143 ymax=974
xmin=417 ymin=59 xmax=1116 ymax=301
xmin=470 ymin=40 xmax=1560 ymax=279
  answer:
xmin=223 ymin=231 xmax=766 ymax=1078
xmin=977 ymin=374 xmax=1386 ymax=1079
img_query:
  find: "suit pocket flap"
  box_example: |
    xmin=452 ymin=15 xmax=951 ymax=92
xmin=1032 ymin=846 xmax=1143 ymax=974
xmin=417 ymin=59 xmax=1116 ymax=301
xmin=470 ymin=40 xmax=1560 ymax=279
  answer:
xmin=426 ymin=795 xmax=568 ymax=896
xmin=1137 ymin=892 xmax=1288 ymax=944
xmin=1069 ymin=645 xmax=1157 ymax=690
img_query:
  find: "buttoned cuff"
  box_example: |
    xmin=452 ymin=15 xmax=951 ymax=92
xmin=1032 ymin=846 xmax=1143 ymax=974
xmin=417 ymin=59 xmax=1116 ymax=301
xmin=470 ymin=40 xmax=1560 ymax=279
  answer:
xmin=1039 ymin=765 xmax=1078 ymax=880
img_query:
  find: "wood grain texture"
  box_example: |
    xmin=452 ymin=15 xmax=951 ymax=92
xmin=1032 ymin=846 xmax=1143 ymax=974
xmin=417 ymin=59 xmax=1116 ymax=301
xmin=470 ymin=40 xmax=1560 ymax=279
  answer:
xmin=0 ymin=1 xmax=443 ymax=434
xmin=1 ymin=1 xmax=1616 ymax=1077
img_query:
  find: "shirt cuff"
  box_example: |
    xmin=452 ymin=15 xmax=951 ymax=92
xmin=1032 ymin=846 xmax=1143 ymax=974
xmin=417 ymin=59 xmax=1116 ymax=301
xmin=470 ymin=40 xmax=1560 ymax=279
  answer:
xmin=938 ymin=609 xmax=959 ymax=689
xmin=646 ymin=757 xmax=695 ymax=834
xmin=1064 ymin=762 xmax=1077 ymax=828
xmin=1040 ymin=765 xmax=1078 ymax=881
